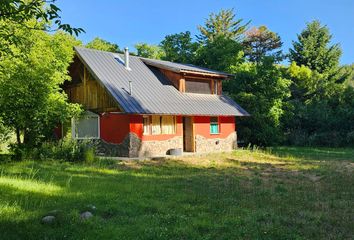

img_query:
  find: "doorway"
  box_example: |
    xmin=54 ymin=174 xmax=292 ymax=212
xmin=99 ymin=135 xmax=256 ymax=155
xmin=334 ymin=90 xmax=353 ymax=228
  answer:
xmin=183 ymin=117 xmax=195 ymax=152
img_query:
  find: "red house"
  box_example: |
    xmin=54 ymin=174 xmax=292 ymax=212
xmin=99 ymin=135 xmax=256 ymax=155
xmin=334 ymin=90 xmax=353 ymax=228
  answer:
xmin=62 ymin=47 xmax=249 ymax=157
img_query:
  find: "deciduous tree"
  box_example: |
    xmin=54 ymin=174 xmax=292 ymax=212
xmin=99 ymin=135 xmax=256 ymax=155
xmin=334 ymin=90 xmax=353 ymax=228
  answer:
xmin=86 ymin=37 xmax=120 ymax=53
xmin=135 ymin=43 xmax=165 ymax=59
xmin=160 ymin=31 xmax=198 ymax=63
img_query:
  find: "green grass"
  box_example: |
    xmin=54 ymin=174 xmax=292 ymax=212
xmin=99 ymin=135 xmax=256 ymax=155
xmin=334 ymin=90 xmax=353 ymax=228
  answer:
xmin=0 ymin=147 xmax=353 ymax=240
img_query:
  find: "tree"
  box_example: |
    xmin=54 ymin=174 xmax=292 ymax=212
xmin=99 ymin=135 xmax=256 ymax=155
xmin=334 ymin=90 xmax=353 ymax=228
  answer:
xmin=289 ymin=20 xmax=341 ymax=75
xmin=225 ymin=58 xmax=291 ymax=145
xmin=197 ymin=8 xmax=249 ymax=43
xmin=86 ymin=37 xmax=120 ymax=52
xmin=195 ymin=36 xmax=243 ymax=72
xmin=160 ymin=31 xmax=198 ymax=63
xmin=0 ymin=0 xmax=84 ymax=59
xmin=135 ymin=43 xmax=165 ymax=59
xmin=0 ymin=24 xmax=81 ymax=147
xmin=243 ymin=26 xmax=283 ymax=63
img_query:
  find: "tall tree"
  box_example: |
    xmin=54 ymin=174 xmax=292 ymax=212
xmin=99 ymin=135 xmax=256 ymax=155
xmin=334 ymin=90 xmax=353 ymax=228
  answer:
xmin=135 ymin=43 xmax=165 ymax=59
xmin=195 ymin=36 xmax=243 ymax=72
xmin=289 ymin=20 xmax=341 ymax=75
xmin=197 ymin=8 xmax=249 ymax=43
xmin=160 ymin=31 xmax=198 ymax=63
xmin=86 ymin=37 xmax=120 ymax=52
xmin=243 ymin=26 xmax=283 ymax=63
xmin=0 ymin=24 xmax=81 ymax=147
xmin=225 ymin=58 xmax=291 ymax=145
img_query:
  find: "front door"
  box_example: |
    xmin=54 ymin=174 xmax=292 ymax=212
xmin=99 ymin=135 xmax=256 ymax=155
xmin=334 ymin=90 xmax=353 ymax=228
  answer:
xmin=183 ymin=117 xmax=195 ymax=152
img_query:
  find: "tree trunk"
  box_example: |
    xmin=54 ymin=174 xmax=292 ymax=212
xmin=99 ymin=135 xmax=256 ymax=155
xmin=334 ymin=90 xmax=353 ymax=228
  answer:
xmin=16 ymin=128 xmax=21 ymax=146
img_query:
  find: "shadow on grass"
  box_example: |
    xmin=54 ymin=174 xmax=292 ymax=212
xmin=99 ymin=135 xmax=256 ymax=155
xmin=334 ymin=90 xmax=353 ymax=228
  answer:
xmin=0 ymin=152 xmax=353 ymax=240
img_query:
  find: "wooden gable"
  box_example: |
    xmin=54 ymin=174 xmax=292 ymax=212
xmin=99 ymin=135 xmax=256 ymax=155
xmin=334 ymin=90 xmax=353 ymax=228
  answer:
xmin=63 ymin=56 xmax=122 ymax=113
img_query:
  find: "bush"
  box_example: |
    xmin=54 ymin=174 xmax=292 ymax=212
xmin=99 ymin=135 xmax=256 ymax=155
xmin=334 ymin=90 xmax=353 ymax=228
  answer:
xmin=10 ymin=138 xmax=96 ymax=162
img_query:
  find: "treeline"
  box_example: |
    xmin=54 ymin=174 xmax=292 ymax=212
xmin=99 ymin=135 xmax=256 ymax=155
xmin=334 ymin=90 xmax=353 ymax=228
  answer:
xmin=0 ymin=4 xmax=353 ymax=149
xmin=132 ymin=9 xmax=354 ymax=147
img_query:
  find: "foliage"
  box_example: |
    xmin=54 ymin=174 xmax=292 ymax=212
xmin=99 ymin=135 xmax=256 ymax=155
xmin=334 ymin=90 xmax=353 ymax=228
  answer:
xmin=135 ymin=43 xmax=165 ymax=59
xmin=0 ymin=149 xmax=353 ymax=239
xmin=226 ymin=58 xmax=291 ymax=145
xmin=160 ymin=31 xmax=198 ymax=63
xmin=0 ymin=23 xmax=82 ymax=148
xmin=289 ymin=20 xmax=341 ymax=75
xmin=197 ymin=8 xmax=250 ymax=43
xmin=86 ymin=37 xmax=120 ymax=53
xmin=32 ymin=139 xmax=96 ymax=162
xmin=0 ymin=118 xmax=11 ymax=143
xmin=243 ymin=26 xmax=283 ymax=63
xmin=195 ymin=36 xmax=244 ymax=72
xmin=0 ymin=0 xmax=83 ymax=59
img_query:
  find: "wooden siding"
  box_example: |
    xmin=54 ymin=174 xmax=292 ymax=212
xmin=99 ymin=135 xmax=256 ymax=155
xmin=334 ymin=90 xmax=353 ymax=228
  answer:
xmin=64 ymin=58 xmax=121 ymax=112
xmin=159 ymin=68 xmax=222 ymax=95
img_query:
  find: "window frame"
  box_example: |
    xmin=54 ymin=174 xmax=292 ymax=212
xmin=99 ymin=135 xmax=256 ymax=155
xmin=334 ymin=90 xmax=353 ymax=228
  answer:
xmin=143 ymin=115 xmax=151 ymax=135
xmin=71 ymin=111 xmax=100 ymax=140
xmin=210 ymin=116 xmax=220 ymax=135
xmin=144 ymin=115 xmax=177 ymax=135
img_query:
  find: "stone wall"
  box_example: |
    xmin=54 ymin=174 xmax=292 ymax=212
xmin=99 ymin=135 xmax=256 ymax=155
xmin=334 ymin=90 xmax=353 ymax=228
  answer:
xmin=94 ymin=133 xmax=183 ymax=158
xmin=195 ymin=132 xmax=237 ymax=153
xmin=94 ymin=131 xmax=237 ymax=158
xmin=131 ymin=134 xmax=183 ymax=157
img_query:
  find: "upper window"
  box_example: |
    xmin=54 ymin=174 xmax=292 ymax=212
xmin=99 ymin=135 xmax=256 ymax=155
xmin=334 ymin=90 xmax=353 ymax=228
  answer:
xmin=185 ymin=78 xmax=212 ymax=94
xmin=72 ymin=111 xmax=100 ymax=139
xmin=144 ymin=116 xmax=176 ymax=135
xmin=210 ymin=117 xmax=220 ymax=134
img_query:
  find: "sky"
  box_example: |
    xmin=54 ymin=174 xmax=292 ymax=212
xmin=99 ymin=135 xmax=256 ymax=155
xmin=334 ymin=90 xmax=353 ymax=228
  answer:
xmin=57 ymin=0 xmax=354 ymax=65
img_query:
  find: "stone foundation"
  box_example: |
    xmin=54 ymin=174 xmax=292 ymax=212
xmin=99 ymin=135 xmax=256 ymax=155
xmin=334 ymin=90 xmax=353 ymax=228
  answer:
xmin=195 ymin=132 xmax=237 ymax=153
xmin=94 ymin=131 xmax=237 ymax=158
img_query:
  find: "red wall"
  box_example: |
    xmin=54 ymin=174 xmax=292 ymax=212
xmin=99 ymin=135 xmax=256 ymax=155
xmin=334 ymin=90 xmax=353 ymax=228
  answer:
xmin=194 ymin=116 xmax=236 ymax=139
xmin=100 ymin=113 xmax=130 ymax=144
xmin=99 ymin=113 xmax=236 ymax=144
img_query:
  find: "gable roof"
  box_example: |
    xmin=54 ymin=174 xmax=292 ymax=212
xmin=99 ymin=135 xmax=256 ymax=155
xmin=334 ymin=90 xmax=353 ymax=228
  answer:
xmin=74 ymin=47 xmax=249 ymax=116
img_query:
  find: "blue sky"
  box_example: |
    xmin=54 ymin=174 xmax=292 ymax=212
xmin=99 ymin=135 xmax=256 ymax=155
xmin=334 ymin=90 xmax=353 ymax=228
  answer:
xmin=57 ymin=0 xmax=353 ymax=65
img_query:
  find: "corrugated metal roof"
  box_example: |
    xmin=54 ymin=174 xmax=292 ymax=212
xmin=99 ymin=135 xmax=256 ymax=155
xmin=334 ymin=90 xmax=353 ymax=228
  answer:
xmin=74 ymin=47 xmax=249 ymax=116
xmin=141 ymin=58 xmax=232 ymax=76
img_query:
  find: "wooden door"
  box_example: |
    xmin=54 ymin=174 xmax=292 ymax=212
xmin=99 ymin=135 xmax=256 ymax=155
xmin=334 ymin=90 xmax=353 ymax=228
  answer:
xmin=183 ymin=117 xmax=195 ymax=152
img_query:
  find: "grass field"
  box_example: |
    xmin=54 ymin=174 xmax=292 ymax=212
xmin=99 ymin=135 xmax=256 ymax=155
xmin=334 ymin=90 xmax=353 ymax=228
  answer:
xmin=0 ymin=147 xmax=353 ymax=239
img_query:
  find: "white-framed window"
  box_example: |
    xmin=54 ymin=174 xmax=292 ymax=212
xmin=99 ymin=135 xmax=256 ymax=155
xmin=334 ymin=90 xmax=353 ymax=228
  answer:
xmin=72 ymin=111 xmax=100 ymax=139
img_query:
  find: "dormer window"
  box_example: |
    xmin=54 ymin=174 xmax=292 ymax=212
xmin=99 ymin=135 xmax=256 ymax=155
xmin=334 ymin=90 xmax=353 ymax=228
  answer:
xmin=185 ymin=78 xmax=212 ymax=94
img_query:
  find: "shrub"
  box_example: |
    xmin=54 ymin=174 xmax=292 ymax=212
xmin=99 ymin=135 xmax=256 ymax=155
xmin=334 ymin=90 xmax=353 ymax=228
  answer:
xmin=11 ymin=138 xmax=96 ymax=162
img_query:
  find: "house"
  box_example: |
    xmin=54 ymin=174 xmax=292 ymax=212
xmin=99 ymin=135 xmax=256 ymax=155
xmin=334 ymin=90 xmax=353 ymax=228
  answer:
xmin=61 ymin=47 xmax=249 ymax=157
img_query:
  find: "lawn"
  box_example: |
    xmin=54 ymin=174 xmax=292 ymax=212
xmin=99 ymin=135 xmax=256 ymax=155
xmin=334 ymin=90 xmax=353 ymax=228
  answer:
xmin=0 ymin=147 xmax=353 ymax=240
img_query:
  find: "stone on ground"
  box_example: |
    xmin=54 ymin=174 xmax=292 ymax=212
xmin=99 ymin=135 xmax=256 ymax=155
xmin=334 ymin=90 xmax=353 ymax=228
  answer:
xmin=80 ymin=211 xmax=93 ymax=220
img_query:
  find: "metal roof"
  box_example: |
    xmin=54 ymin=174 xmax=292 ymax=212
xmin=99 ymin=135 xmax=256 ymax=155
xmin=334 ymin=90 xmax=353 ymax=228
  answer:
xmin=74 ymin=47 xmax=249 ymax=116
xmin=141 ymin=58 xmax=232 ymax=77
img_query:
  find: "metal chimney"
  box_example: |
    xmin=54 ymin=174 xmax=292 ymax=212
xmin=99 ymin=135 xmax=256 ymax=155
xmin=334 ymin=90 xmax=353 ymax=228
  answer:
xmin=124 ymin=47 xmax=131 ymax=70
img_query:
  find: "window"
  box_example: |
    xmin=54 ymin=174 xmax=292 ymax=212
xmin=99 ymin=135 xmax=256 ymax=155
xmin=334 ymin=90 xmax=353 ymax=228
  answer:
xmin=145 ymin=115 xmax=176 ymax=135
xmin=161 ymin=116 xmax=176 ymax=134
xmin=72 ymin=111 xmax=100 ymax=139
xmin=151 ymin=116 xmax=161 ymax=135
xmin=210 ymin=117 xmax=219 ymax=134
xmin=185 ymin=78 xmax=212 ymax=94
xmin=143 ymin=116 xmax=150 ymax=135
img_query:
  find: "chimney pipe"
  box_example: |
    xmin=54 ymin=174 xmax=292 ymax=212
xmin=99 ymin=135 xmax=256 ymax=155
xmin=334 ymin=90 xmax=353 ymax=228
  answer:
xmin=124 ymin=47 xmax=130 ymax=70
xmin=129 ymin=80 xmax=133 ymax=95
